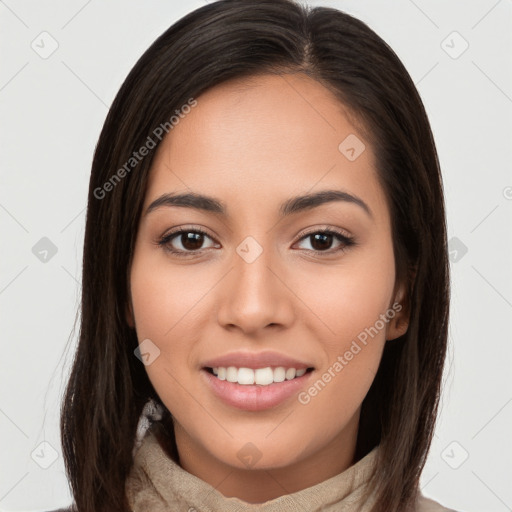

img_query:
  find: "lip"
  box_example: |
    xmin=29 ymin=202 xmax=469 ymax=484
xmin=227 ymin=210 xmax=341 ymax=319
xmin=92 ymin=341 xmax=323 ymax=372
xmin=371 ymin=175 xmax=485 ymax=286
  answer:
xmin=201 ymin=350 xmax=314 ymax=370
xmin=201 ymin=367 xmax=314 ymax=411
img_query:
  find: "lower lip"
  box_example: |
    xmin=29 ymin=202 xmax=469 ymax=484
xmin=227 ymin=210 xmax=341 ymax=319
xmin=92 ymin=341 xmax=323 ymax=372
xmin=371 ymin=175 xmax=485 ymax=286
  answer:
xmin=201 ymin=369 xmax=313 ymax=411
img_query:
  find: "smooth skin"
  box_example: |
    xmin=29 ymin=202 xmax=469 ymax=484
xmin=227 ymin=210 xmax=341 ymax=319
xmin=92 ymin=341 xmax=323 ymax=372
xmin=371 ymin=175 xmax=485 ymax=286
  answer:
xmin=128 ymin=73 xmax=409 ymax=503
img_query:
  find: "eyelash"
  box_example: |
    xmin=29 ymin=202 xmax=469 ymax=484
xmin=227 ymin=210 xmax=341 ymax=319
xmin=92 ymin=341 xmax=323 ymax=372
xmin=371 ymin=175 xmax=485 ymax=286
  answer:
xmin=156 ymin=226 xmax=356 ymax=258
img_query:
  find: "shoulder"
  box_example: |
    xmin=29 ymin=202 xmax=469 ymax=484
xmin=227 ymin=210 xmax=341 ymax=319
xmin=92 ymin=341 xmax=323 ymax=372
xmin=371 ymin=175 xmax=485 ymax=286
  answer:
xmin=44 ymin=508 xmax=73 ymax=512
xmin=416 ymin=492 xmax=460 ymax=511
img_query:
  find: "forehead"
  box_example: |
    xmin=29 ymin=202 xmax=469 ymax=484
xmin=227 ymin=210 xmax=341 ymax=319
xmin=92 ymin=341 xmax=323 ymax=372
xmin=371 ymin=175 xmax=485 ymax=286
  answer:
xmin=145 ymin=73 xmax=387 ymax=222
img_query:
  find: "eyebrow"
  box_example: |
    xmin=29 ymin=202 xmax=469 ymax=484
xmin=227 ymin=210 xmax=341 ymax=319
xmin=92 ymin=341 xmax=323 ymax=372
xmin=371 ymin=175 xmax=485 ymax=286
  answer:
xmin=145 ymin=189 xmax=372 ymax=218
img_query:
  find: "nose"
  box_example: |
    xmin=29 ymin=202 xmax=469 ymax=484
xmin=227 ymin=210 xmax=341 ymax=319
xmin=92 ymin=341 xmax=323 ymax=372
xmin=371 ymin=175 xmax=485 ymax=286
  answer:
xmin=216 ymin=241 xmax=295 ymax=336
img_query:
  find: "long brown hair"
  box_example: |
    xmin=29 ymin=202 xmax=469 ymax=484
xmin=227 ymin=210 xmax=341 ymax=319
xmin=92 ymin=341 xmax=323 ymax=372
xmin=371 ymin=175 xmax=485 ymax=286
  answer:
xmin=61 ymin=1 xmax=450 ymax=510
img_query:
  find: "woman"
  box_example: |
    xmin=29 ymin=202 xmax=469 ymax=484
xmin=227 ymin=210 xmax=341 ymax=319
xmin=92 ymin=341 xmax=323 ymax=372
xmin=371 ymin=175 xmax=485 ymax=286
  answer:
xmin=55 ymin=0 xmax=456 ymax=510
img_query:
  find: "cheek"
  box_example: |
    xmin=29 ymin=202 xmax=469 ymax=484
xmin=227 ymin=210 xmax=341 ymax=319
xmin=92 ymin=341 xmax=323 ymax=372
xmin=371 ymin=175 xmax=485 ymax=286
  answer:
xmin=296 ymin=238 xmax=396 ymax=347
xmin=130 ymin=267 xmax=198 ymax=338
xmin=129 ymin=265 xmax=208 ymax=437
xmin=130 ymin=246 xmax=219 ymax=341
xmin=129 ymin=254 xmax=212 ymax=394
xmin=290 ymin=240 xmax=395 ymax=422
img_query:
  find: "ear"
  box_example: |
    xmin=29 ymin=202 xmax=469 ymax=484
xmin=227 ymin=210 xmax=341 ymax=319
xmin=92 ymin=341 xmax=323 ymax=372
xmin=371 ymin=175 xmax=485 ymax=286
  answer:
xmin=385 ymin=281 xmax=411 ymax=341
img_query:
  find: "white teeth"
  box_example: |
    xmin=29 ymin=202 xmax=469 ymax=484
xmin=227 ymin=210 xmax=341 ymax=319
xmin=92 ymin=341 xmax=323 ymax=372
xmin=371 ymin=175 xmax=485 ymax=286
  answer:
xmin=273 ymin=367 xmax=286 ymax=383
xmin=226 ymin=366 xmax=238 ymax=383
xmin=209 ymin=366 xmax=309 ymax=386
xmin=255 ymin=367 xmax=273 ymax=385
xmin=285 ymin=368 xmax=296 ymax=380
xmin=238 ymin=367 xmax=255 ymax=385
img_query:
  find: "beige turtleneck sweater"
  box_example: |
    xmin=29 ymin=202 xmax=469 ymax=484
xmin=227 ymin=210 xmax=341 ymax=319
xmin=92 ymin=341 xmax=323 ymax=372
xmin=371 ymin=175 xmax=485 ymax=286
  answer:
xmin=125 ymin=430 xmax=458 ymax=512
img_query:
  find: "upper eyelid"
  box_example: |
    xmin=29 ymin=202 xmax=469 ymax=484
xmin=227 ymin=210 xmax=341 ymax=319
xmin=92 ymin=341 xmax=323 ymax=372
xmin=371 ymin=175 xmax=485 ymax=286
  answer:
xmin=162 ymin=225 xmax=214 ymax=238
xmin=297 ymin=226 xmax=352 ymax=239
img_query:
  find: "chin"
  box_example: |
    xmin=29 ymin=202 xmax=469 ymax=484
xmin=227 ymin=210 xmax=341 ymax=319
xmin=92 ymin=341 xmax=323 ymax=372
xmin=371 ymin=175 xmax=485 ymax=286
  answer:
xmin=206 ymin=432 xmax=310 ymax=471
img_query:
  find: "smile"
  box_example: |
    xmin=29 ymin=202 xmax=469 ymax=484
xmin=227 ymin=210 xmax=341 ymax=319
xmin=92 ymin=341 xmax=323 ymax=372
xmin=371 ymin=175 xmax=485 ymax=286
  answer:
xmin=206 ymin=366 xmax=311 ymax=385
xmin=201 ymin=366 xmax=315 ymax=411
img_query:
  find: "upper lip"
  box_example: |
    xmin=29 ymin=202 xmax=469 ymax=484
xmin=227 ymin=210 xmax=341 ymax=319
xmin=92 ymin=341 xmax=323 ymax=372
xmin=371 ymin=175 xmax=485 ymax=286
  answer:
xmin=201 ymin=350 xmax=314 ymax=370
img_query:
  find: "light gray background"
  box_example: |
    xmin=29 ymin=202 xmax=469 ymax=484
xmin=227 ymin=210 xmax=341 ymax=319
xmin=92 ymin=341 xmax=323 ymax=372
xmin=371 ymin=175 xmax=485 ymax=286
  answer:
xmin=1 ymin=1 xmax=511 ymax=511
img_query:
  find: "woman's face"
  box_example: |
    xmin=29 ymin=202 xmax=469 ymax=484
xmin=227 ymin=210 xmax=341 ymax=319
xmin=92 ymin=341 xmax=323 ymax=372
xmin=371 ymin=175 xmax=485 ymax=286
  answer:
xmin=129 ymin=73 xmax=408 ymax=481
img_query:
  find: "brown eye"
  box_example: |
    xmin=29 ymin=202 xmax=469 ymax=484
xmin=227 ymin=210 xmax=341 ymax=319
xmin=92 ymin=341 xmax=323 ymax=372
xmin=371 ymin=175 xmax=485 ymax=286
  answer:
xmin=295 ymin=229 xmax=355 ymax=254
xmin=309 ymin=233 xmax=334 ymax=251
xmin=180 ymin=232 xmax=205 ymax=251
xmin=158 ymin=228 xmax=219 ymax=256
